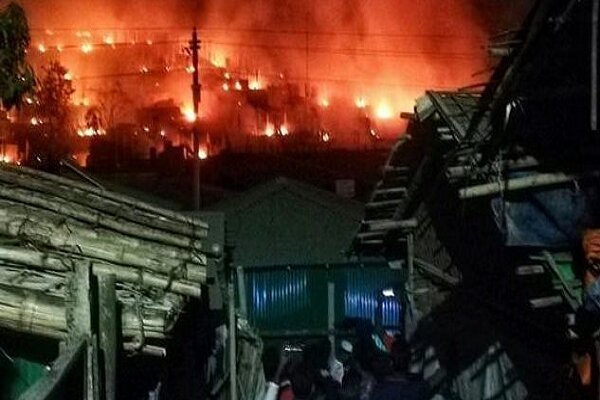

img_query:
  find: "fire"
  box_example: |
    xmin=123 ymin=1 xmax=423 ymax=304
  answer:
xmin=56 ymin=44 xmax=64 ymax=53
xmin=1 ymin=155 xmax=12 ymax=163
xmin=234 ymin=81 xmax=243 ymax=91
xmin=140 ymin=66 xmax=149 ymax=74
xmin=198 ymin=147 xmax=208 ymax=160
xmin=30 ymin=117 xmax=40 ymax=126
xmin=37 ymin=44 xmax=46 ymax=53
xmin=103 ymin=36 xmax=115 ymax=46
xmin=182 ymin=107 xmax=197 ymax=123
xmin=77 ymin=127 xmax=106 ymax=137
xmin=63 ymin=72 xmax=73 ymax=81
xmin=185 ymin=65 xmax=195 ymax=74
xmin=280 ymin=125 xmax=289 ymax=136
xmin=355 ymin=97 xmax=367 ymax=109
xmin=322 ymin=132 xmax=331 ymax=142
xmin=265 ymin=123 xmax=275 ymax=137
xmin=320 ymin=98 xmax=330 ymax=108
xmin=224 ymin=72 xmax=231 ymax=80
xmin=249 ymin=79 xmax=262 ymax=91
xmin=222 ymin=82 xmax=230 ymax=92
xmin=80 ymin=43 xmax=93 ymax=54
xmin=211 ymin=54 xmax=226 ymax=68
xmin=375 ymin=102 xmax=394 ymax=120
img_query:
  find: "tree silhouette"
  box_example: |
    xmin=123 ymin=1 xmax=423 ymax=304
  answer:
xmin=0 ymin=3 xmax=35 ymax=110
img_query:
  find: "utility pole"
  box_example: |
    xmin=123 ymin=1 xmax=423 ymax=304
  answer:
xmin=190 ymin=27 xmax=201 ymax=210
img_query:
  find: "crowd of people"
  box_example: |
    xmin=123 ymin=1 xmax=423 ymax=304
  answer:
xmin=263 ymin=318 xmax=428 ymax=400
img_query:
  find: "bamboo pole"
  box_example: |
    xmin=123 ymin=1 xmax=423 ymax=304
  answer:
xmin=0 ymin=207 xmax=207 ymax=280
xmin=0 ymin=164 xmax=208 ymax=230
xmin=0 ymin=248 xmax=203 ymax=297
xmin=0 ymin=185 xmax=204 ymax=251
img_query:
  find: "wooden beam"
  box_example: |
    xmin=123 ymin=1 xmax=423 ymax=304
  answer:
xmin=529 ymin=296 xmax=563 ymax=308
xmin=19 ymin=338 xmax=86 ymax=400
xmin=459 ymin=172 xmax=600 ymax=199
xmin=373 ymin=187 xmax=408 ymax=197
xmin=97 ymin=273 xmax=118 ymax=400
xmin=515 ymin=265 xmax=545 ymax=276
xmin=362 ymin=219 xmax=418 ymax=231
xmin=365 ymin=199 xmax=403 ymax=209
xmin=414 ymin=258 xmax=460 ymax=287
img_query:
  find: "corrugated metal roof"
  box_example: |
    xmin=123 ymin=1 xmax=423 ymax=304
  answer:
xmin=209 ymin=177 xmax=365 ymax=267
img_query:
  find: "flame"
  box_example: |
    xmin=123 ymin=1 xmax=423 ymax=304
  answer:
xmin=182 ymin=106 xmax=197 ymax=123
xmin=280 ymin=125 xmax=289 ymax=136
xmin=37 ymin=44 xmax=46 ymax=53
xmin=1 ymin=155 xmax=12 ymax=163
xmin=211 ymin=53 xmax=227 ymax=68
xmin=185 ymin=65 xmax=195 ymax=74
xmin=234 ymin=81 xmax=243 ymax=91
xmin=265 ymin=123 xmax=275 ymax=137
xmin=30 ymin=117 xmax=40 ymax=126
xmin=355 ymin=97 xmax=367 ymax=109
xmin=140 ymin=66 xmax=149 ymax=74
xmin=198 ymin=147 xmax=208 ymax=160
xmin=249 ymin=79 xmax=262 ymax=91
xmin=322 ymin=132 xmax=330 ymax=142
xmin=103 ymin=35 xmax=115 ymax=46
xmin=222 ymin=82 xmax=230 ymax=92
xmin=81 ymin=43 xmax=93 ymax=54
xmin=77 ymin=127 xmax=106 ymax=137
xmin=224 ymin=72 xmax=231 ymax=80
xmin=63 ymin=72 xmax=73 ymax=81
xmin=375 ymin=102 xmax=394 ymax=120
xmin=320 ymin=98 xmax=330 ymax=108
xmin=56 ymin=44 xmax=64 ymax=53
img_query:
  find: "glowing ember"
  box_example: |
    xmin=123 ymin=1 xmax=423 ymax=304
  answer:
xmin=80 ymin=43 xmax=93 ymax=54
xmin=56 ymin=44 xmax=64 ymax=53
xmin=160 ymin=129 xmax=166 ymax=137
xmin=77 ymin=127 xmax=106 ymax=137
xmin=211 ymin=54 xmax=226 ymax=68
xmin=79 ymin=98 xmax=90 ymax=107
xmin=222 ymin=82 xmax=230 ymax=92
xmin=280 ymin=125 xmax=289 ymax=136
xmin=249 ymin=79 xmax=262 ymax=91
xmin=265 ymin=123 xmax=275 ymax=137
xmin=375 ymin=102 xmax=394 ymax=120
xmin=355 ymin=97 xmax=367 ymax=109
xmin=185 ymin=65 xmax=195 ymax=74
xmin=103 ymin=36 xmax=115 ymax=46
xmin=146 ymin=40 xmax=153 ymax=46
xmin=24 ymin=97 xmax=34 ymax=105
xmin=63 ymin=72 xmax=73 ymax=81
xmin=140 ymin=66 xmax=149 ymax=74
xmin=198 ymin=147 xmax=208 ymax=160
xmin=37 ymin=44 xmax=46 ymax=53
xmin=224 ymin=72 xmax=231 ymax=80
xmin=234 ymin=81 xmax=243 ymax=91
xmin=320 ymin=98 xmax=330 ymax=108
xmin=182 ymin=107 xmax=197 ymax=123
xmin=322 ymin=132 xmax=331 ymax=142
xmin=30 ymin=117 xmax=40 ymax=126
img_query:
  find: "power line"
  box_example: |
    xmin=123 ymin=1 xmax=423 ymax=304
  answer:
xmin=31 ymin=39 xmax=486 ymax=61
xmin=30 ymin=26 xmax=488 ymax=41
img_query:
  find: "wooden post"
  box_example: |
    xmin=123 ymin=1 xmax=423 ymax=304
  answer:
xmin=97 ymin=273 xmax=117 ymax=400
xmin=327 ymin=282 xmax=335 ymax=355
xmin=236 ymin=266 xmax=247 ymax=318
xmin=228 ymin=281 xmax=237 ymax=400
xmin=593 ymin=0 xmax=599 ymax=131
